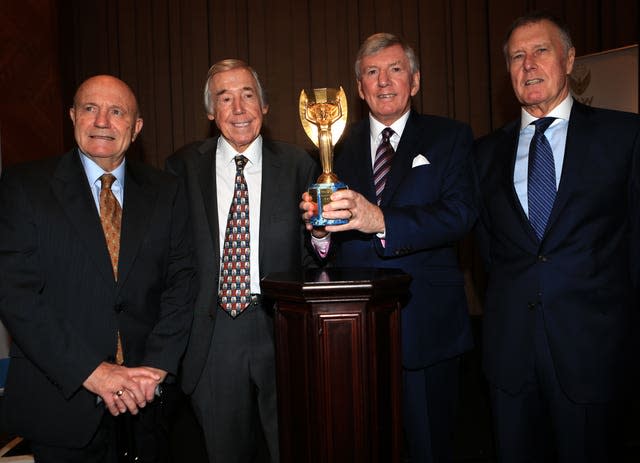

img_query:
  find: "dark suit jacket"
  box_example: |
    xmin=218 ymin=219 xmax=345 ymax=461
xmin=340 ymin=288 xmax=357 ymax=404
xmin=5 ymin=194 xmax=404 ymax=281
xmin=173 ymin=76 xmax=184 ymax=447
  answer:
xmin=0 ymin=149 xmax=195 ymax=447
xmin=167 ymin=136 xmax=318 ymax=394
xmin=330 ymin=111 xmax=477 ymax=369
xmin=474 ymin=101 xmax=640 ymax=403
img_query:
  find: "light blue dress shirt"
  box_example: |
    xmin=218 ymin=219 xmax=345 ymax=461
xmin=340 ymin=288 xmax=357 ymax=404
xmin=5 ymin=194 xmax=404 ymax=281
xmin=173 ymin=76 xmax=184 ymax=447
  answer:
xmin=78 ymin=151 xmax=125 ymax=211
xmin=513 ymin=95 xmax=573 ymax=217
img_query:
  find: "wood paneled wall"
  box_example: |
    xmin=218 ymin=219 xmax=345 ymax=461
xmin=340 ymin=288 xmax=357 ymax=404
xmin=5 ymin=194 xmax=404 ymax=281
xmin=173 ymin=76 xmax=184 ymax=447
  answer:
xmin=2 ymin=0 xmax=638 ymax=169
xmin=1 ymin=0 xmax=64 ymax=169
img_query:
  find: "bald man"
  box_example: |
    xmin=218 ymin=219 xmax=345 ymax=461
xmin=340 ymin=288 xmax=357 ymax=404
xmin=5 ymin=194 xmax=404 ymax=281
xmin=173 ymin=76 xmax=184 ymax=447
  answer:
xmin=0 ymin=75 xmax=195 ymax=462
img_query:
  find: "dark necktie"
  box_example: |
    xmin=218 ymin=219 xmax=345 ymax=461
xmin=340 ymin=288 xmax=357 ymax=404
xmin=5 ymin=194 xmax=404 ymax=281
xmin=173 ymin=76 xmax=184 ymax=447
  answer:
xmin=219 ymin=155 xmax=251 ymax=318
xmin=373 ymin=127 xmax=395 ymax=205
xmin=527 ymin=117 xmax=557 ymax=240
xmin=99 ymin=174 xmax=124 ymax=364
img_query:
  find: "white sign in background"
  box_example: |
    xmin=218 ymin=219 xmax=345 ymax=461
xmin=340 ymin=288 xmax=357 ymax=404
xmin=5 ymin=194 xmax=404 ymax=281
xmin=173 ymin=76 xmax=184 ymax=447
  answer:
xmin=570 ymin=44 xmax=638 ymax=113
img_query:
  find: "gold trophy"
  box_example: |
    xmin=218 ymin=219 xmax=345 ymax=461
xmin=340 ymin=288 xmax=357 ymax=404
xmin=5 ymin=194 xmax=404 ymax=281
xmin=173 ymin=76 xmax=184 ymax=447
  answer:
xmin=299 ymin=87 xmax=348 ymax=226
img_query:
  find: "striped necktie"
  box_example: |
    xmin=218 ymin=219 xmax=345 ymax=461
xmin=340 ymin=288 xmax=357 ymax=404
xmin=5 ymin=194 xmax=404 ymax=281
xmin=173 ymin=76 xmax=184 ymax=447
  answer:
xmin=527 ymin=117 xmax=557 ymax=240
xmin=373 ymin=127 xmax=395 ymax=205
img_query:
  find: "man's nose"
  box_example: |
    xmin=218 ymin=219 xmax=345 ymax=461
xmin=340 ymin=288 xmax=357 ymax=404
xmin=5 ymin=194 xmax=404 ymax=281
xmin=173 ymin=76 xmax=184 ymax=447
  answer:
xmin=378 ymin=70 xmax=389 ymax=86
xmin=94 ymin=109 xmax=110 ymax=127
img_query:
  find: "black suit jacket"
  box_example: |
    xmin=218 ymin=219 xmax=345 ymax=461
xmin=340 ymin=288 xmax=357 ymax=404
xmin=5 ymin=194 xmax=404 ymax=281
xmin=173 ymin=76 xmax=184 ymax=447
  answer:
xmin=475 ymin=102 xmax=640 ymax=403
xmin=0 ymin=149 xmax=195 ymax=447
xmin=167 ymin=136 xmax=318 ymax=394
xmin=331 ymin=111 xmax=477 ymax=368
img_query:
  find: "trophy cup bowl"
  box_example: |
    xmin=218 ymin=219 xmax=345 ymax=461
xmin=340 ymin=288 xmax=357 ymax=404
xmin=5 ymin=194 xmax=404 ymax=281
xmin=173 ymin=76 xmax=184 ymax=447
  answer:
xmin=300 ymin=86 xmax=348 ymax=226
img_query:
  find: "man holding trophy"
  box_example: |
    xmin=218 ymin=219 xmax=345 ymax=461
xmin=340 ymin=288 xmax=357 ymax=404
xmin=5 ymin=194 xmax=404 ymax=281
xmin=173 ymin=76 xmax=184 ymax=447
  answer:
xmin=301 ymin=33 xmax=477 ymax=463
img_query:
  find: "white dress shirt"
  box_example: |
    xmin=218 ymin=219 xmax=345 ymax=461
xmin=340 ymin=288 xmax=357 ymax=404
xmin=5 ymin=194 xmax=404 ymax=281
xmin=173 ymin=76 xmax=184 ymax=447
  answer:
xmin=216 ymin=136 xmax=263 ymax=295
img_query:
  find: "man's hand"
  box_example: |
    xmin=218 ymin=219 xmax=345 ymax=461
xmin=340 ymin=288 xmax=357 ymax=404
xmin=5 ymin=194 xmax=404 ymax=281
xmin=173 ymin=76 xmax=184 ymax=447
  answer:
xmin=300 ymin=191 xmax=329 ymax=238
xmin=132 ymin=366 xmax=167 ymax=402
xmin=323 ymin=189 xmax=385 ymax=234
xmin=83 ymin=362 xmax=161 ymax=416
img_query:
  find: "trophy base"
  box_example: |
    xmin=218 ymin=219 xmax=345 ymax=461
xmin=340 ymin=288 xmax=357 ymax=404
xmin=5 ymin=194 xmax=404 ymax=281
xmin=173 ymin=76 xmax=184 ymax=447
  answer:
xmin=308 ymin=181 xmax=348 ymax=226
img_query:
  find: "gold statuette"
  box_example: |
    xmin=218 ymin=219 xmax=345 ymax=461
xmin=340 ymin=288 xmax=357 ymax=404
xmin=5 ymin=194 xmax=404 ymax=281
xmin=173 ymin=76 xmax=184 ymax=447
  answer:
xmin=299 ymin=87 xmax=348 ymax=226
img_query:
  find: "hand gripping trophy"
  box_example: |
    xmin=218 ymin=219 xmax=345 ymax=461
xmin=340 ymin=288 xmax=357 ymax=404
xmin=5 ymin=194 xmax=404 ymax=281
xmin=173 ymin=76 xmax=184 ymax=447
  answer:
xmin=299 ymin=87 xmax=348 ymax=226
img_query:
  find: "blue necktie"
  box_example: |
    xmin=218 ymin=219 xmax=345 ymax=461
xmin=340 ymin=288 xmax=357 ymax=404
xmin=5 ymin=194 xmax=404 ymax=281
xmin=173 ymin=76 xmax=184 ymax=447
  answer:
xmin=528 ymin=117 xmax=557 ymax=240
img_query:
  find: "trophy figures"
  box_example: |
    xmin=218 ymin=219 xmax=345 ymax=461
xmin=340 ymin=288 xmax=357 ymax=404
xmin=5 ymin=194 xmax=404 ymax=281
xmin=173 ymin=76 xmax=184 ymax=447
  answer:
xmin=299 ymin=87 xmax=349 ymax=226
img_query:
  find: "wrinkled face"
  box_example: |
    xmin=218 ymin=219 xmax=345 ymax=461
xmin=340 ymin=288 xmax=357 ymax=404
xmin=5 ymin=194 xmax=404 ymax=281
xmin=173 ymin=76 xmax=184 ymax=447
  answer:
xmin=357 ymin=44 xmax=420 ymax=126
xmin=70 ymin=75 xmax=143 ymax=171
xmin=506 ymin=20 xmax=575 ymax=117
xmin=207 ymin=67 xmax=268 ymax=153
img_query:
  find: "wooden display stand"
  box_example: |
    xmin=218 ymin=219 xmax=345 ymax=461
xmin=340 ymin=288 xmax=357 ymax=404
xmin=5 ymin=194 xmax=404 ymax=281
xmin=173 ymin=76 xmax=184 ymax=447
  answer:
xmin=261 ymin=268 xmax=411 ymax=463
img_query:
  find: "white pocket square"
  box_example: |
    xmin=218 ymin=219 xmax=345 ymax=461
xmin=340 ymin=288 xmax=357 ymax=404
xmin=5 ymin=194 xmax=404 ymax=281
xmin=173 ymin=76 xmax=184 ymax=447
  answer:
xmin=412 ymin=154 xmax=430 ymax=167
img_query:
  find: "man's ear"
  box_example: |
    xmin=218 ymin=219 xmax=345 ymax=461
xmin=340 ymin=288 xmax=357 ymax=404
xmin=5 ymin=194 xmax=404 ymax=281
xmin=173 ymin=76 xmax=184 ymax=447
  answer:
xmin=410 ymin=71 xmax=421 ymax=97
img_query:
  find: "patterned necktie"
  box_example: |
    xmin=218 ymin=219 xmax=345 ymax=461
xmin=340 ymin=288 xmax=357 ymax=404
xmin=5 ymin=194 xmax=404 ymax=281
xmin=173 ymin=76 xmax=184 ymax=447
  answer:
xmin=527 ymin=117 xmax=557 ymax=240
xmin=219 ymin=155 xmax=251 ymax=318
xmin=99 ymin=173 xmax=124 ymax=364
xmin=373 ymin=127 xmax=395 ymax=205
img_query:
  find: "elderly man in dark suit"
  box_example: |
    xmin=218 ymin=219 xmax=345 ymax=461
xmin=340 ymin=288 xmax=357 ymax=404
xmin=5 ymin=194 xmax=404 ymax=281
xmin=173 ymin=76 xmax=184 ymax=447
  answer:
xmin=474 ymin=11 xmax=640 ymax=462
xmin=167 ymin=59 xmax=317 ymax=463
xmin=301 ymin=33 xmax=477 ymax=463
xmin=0 ymin=75 xmax=195 ymax=462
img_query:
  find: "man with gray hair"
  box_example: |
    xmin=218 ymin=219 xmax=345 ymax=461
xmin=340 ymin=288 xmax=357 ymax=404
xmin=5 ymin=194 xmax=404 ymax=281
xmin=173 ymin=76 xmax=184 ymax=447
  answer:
xmin=475 ymin=11 xmax=640 ymax=461
xmin=168 ymin=59 xmax=318 ymax=462
xmin=301 ymin=32 xmax=477 ymax=462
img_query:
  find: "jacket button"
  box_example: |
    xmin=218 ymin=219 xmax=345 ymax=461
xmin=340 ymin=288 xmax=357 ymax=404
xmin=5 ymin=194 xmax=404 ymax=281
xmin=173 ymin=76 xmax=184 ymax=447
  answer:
xmin=527 ymin=302 xmax=536 ymax=311
xmin=537 ymin=255 xmax=548 ymax=262
xmin=114 ymin=303 xmax=125 ymax=313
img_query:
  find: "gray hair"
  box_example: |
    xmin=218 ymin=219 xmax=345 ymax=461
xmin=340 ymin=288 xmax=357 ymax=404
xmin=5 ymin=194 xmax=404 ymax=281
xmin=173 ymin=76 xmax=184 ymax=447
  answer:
xmin=502 ymin=11 xmax=574 ymax=68
xmin=354 ymin=33 xmax=419 ymax=80
xmin=203 ymin=59 xmax=267 ymax=114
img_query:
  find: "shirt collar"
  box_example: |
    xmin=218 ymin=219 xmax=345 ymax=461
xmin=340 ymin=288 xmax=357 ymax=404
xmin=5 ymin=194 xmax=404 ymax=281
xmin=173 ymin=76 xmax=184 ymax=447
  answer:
xmin=369 ymin=109 xmax=411 ymax=141
xmin=520 ymin=94 xmax=573 ymax=130
xmin=218 ymin=135 xmax=263 ymax=167
xmin=78 ymin=149 xmax=126 ymax=187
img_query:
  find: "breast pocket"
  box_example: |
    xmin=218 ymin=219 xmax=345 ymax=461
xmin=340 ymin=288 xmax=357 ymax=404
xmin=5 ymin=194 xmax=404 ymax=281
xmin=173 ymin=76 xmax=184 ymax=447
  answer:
xmin=393 ymin=165 xmax=440 ymax=204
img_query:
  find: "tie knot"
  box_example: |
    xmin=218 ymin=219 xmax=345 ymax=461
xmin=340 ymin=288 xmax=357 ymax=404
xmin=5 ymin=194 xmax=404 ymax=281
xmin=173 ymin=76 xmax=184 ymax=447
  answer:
xmin=381 ymin=127 xmax=394 ymax=143
xmin=234 ymin=155 xmax=248 ymax=172
xmin=532 ymin=117 xmax=556 ymax=134
xmin=100 ymin=173 xmax=116 ymax=190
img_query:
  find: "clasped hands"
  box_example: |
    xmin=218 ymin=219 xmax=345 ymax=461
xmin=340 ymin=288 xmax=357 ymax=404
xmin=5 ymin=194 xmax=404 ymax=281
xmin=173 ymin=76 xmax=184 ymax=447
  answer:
xmin=300 ymin=189 xmax=385 ymax=237
xmin=83 ymin=362 xmax=167 ymax=417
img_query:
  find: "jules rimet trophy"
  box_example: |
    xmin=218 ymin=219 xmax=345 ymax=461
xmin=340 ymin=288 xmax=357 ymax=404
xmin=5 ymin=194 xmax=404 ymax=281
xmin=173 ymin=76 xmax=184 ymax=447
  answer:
xmin=299 ymin=86 xmax=348 ymax=226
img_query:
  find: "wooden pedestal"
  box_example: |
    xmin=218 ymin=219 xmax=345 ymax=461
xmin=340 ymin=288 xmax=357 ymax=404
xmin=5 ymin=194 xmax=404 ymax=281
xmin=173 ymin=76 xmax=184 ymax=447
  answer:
xmin=261 ymin=268 xmax=411 ymax=463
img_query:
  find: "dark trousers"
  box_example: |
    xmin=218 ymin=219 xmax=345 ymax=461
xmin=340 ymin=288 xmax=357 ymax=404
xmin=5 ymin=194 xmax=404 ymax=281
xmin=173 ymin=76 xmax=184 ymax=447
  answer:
xmin=32 ymin=383 xmax=179 ymax=463
xmin=490 ymin=309 xmax=622 ymax=463
xmin=402 ymin=356 xmax=461 ymax=463
xmin=191 ymin=300 xmax=278 ymax=463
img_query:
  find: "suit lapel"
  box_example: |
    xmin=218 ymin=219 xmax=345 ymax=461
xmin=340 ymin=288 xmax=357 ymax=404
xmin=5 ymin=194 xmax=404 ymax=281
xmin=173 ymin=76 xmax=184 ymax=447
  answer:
xmin=503 ymin=124 xmax=538 ymax=238
xmin=380 ymin=113 xmax=417 ymax=206
xmin=50 ymin=150 xmax=115 ymax=283
xmin=197 ymin=140 xmax=220 ymax=258
xmin=344 ymin=121 xmax=376 ymax=203
xmin=544 ymin=103 xmax=589 ymax=235
xmin=259 ymin=142 xmax=282 ymax=277
xmin=117 ymin=160 xmax=156 ymax=287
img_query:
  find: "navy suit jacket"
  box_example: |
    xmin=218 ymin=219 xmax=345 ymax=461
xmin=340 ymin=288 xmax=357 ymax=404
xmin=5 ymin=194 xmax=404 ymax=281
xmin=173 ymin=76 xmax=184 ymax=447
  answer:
xmin=475 ymin=101 xmax=640 ymax=403
xmin=167 ymin=137 xmax=318 ymax=394
xmin=0 ymin=149 xmax=195 ymax=446
xmin=331 ymin=111 xmax=477 ymax=369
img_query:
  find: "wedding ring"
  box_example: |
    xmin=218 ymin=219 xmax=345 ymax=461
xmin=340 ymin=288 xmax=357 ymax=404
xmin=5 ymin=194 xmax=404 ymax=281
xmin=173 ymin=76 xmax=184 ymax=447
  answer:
xmin=115 ymin=389 xmax=124 ymax=397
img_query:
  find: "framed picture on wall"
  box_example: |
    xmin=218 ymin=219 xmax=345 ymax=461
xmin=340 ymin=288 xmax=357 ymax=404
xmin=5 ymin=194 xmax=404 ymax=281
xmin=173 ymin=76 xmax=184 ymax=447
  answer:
xmin=570 ymin=44 xmax=638 ymax=114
